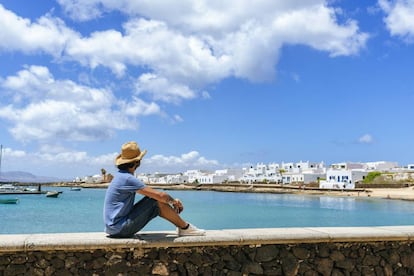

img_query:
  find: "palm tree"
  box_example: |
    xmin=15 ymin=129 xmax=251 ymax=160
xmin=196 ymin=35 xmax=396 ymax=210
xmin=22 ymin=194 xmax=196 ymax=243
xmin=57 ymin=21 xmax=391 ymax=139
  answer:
xmin=101 ymin=168 xmax=107 ymax=183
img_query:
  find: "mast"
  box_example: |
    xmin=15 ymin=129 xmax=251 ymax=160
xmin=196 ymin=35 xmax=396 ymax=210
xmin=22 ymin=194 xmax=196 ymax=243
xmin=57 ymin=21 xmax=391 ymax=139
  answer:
xmin=0 ymin=144 xmax=2 ymax=179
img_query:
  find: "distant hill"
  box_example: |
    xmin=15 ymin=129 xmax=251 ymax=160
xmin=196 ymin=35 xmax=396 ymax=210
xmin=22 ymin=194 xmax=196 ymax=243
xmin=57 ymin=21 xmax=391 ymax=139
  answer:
xmin=0 ymin=171 xmax=67 ymax=183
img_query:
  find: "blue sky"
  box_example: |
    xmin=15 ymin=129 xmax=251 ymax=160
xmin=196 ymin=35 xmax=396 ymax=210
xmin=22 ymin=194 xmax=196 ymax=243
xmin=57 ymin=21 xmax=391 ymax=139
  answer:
xmin=0 ymin=0 xmax=413 ymax=179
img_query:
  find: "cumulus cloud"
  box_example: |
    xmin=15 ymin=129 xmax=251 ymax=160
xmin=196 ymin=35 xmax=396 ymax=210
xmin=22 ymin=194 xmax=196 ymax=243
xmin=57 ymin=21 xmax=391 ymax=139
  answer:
xmin=1 ymin=147 xmax=26 ymax=158
xmin=0 ymin=144 xmax=120 ymax=177
xmin=358 ymin=134 xmax=374 ymax=144
xmin=379 ymin=0 xmax=414 ymax=41
xmin=2 ymin=145 xmax=219 ymax=177
xmin=0 ymin=2 xmax=368 ymax=103
xmin=143 ymin=151 xmax=220 ymax=172
xmin=0 ymin=4 xmax=78 ymax=56
xmin=135 ymin=73 xmax=196 ymax=103
xmin=0 ymin=65 xmax=160 ymax=142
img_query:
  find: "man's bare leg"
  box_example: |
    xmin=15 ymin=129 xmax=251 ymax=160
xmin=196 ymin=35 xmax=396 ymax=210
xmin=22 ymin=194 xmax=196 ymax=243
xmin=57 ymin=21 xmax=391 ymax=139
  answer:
xmin=158 ymin=202 xmax=187 ymax=228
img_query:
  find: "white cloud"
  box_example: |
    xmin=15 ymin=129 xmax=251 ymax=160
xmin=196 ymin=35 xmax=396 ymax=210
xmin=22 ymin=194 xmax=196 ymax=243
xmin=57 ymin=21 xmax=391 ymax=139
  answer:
xmin=0 ymin=4 xmax=78 ymax=56
xmin=358 ymin=134 xmax=374 ymax=144
xmin=379 ymin=0 xmax=414 ymax=41
xmin=64 ymin=1 xmax=368 ymax=83
xmin=135 ymin=73 xmax=196 ymax=103
xmin=2 ymin=144 xmax=221 ymax=178
xmin=0 ymin=144 xmax=119 ymax=178
xmin=0 ymin=2 xmax=368 ymax=102
xmin=121 ymin=96 xmax=161 ymax=117
xmin=2 ymin=147 xmax=26 ymax=158
xmin=143 ymin=151 xmax=219 ymax=172
xmin=173 ymin=114 xmax=183 ymax=123
xmin=0 ymin=66 xmax=159 ymax=142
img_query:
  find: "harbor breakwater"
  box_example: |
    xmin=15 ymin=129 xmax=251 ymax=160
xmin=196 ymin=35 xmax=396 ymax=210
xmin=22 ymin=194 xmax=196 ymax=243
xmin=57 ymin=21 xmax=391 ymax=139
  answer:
xmin=1 ymin=226 xmax=414 ymax=275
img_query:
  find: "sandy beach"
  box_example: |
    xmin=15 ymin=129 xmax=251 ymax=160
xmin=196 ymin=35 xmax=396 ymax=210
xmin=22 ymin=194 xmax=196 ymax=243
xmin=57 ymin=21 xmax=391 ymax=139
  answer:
xmin=345 ymin=186 xmax=414 ymax=201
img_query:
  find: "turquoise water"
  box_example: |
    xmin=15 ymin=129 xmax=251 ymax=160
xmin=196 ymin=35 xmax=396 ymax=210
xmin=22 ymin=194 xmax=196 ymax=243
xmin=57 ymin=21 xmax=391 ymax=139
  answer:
xmin=1 ymin=187 xmax=414 ymax=234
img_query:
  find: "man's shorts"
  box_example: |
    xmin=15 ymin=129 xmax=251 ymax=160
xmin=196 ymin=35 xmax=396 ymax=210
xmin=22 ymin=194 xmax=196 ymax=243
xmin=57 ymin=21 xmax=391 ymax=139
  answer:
xmin=110 ymin=196 xmax=160 ymax=238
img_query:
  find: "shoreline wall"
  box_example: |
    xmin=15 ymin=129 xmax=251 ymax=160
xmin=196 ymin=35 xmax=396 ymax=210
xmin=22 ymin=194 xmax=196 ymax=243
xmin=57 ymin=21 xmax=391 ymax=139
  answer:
xmin=1 ymin=226 xmax=414 ymax=275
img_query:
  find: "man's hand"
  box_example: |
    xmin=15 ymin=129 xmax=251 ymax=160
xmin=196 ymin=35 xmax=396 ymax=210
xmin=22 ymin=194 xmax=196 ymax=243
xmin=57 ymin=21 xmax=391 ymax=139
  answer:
xmin=137 ymin=187 xmax=184 ymax=213
xmin=170 ymin=198 xmax=183 ymax=213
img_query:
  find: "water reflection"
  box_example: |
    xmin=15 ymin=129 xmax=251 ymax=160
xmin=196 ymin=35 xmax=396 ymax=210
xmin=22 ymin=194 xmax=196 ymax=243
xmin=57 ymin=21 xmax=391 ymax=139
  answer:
xmin=318 ymin=196 xmax=356 ymax=210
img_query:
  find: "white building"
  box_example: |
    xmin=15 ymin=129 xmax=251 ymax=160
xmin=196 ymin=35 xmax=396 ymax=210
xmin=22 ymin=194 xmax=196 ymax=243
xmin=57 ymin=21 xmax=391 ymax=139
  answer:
xmin=282 ymin=172 xmax=325 ymax=185
xmin=330 ymin=162 xmax=365 ymax=170
xmin=84 ymin=174 xmax=103 ymax=184
xmin=184 ymin=170 xmax=210 ymax=183
xmin=319 ymin=169 xmax=368 ymax=189
xmin=239 ymin=161 xmax=326 ymax=184
xmin=405 ymin=164 xmax=414 ymax=170
xmin=197 ymin=174 xmax=228 ymax=184
xmin=364 ymin=161 xmax=398 ymax=171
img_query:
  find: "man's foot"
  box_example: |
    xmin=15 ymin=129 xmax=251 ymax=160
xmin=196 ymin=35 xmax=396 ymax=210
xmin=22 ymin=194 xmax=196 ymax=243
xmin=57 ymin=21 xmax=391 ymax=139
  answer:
xmin=178 ymin=223 xmax=206 ymax=236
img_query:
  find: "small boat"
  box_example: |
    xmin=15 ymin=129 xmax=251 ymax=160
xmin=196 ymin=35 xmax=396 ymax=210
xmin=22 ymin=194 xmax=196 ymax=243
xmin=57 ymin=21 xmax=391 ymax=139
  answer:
xmin=0 ymin=184 xmax=19 ymax=193
xmin=70 ymin=187 xmax=81 ymax=191
xmin=45 ymin=191 xmax=60 ymax=198
xmin=0 ymin=198 xmax=19 ymax=204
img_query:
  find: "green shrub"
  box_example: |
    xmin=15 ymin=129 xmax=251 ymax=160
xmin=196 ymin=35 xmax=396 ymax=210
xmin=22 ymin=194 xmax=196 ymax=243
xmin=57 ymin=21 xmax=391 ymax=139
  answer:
xmin=363 ymin=171 xmax=382 ymax=184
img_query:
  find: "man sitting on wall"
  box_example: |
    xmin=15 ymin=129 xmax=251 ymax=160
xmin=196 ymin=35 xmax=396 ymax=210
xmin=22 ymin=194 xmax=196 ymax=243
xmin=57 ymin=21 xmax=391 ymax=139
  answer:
xmin=103 ymin=141 xmax=205 ymax=238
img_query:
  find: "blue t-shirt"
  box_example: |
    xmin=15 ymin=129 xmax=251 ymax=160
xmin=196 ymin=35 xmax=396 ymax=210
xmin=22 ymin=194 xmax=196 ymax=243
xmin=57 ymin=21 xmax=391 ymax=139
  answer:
xmin=103 ymin=170 xmax=146 ymax=235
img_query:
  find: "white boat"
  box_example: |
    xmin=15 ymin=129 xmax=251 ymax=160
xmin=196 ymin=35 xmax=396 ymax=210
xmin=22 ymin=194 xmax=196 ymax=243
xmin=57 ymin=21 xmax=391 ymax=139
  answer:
xmin=45 ymin=191 xmax=60 ymax=198
xmin=0 ymin=184 xmax=20 ymax=193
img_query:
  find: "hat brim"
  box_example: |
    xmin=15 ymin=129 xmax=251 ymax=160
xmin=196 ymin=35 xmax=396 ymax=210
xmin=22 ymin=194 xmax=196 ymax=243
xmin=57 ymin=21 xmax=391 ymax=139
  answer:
xmin=115 ymin=149 xmax=147 ymax=166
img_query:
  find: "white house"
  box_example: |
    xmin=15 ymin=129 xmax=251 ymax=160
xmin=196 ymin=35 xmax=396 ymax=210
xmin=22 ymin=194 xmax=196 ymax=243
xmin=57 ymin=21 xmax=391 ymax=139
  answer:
xmin=84 ymin=174 xmax=103 ymax=184
xmin=215 ymin=168 xmax=244 ymax=182
xmin=183 ymin=170 xmax=205 ymax=183
xmin=281 ymin=172 xmax=325 ymax=185
xmin=364 ymin=161 xmax=398 ymax=171
xmin=330 ymin=162 xmax=365 ymax=170
xmin=319 ymin=169 xmax=368 ymax=189
xmin=197 ymin=174 xmax=228 ymax=184
xmin=166 ymin=174 xmax=188 ymax=184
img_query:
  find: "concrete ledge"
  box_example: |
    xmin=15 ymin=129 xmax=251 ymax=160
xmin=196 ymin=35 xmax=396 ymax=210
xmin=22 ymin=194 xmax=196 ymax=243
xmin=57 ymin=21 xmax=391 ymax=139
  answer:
xmin=1 ymin=225 xmax=414 ymax=252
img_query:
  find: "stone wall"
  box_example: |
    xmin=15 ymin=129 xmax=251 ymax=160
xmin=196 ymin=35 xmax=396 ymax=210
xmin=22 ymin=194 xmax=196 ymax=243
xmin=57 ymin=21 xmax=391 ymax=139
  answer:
xmin=1 ymin=241 xmax=414 ymax=275
xmin=1 ymin=226 xmax=414 ymax=275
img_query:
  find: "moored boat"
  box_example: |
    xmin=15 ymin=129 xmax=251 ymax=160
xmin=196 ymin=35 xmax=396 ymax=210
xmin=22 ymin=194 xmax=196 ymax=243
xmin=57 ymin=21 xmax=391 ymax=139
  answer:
xmin=45 ymin=191 xmax=61 ymax=198
xmin=0 ymin=198 xmax=19 ymax=204
xmin=0 ymin=184 xmax=43 ymax=194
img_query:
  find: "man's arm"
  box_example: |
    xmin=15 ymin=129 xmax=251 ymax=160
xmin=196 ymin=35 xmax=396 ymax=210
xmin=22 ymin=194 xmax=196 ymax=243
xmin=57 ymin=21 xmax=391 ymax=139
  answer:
xmin=137 ymin=186 xmax=173 ymax=203
xmin=138 ymin=186 xmax=183 ymax=213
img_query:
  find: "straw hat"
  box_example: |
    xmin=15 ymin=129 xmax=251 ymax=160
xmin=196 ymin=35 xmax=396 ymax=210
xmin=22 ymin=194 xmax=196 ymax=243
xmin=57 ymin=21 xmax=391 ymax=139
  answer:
xmin=115 ymin=141 xmax=147 ymax=166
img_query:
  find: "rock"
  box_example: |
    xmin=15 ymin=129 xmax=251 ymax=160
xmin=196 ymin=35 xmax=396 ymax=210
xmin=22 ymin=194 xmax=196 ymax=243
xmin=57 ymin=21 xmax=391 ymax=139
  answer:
xmin=281 ymin=257 xmax=299 ymax=276
xmin=388 ymin=250 xmax=400 ymax=265
xmin=316 ymin=258 xmax=333 ymax=276
xmin=64 ymin=256 xmax=78 ymax=269
xmin=400 ymin=252 xmax=414 ymax=268
xmin=256 ymin=245 xmax=278 ymax=262
xmin=292 ymin=247 xmax=310 ymax=260
xmin=318 ymin=244 xmax=330 ymax=258
xmin=363 ymin=255 xmax=380 ymax=266
xmin=330 ymin=250 xmax=345 ymax=262
xmin=335 ymin=259 xmax=355 ymax=271
xmin=152 ymin=262 xmax=169 ymax=276
xmin=242 ymin=262 xmax=263 ymax=275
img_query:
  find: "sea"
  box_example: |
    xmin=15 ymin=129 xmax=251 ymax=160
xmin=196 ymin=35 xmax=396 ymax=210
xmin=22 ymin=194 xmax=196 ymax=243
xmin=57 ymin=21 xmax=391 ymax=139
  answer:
xmin=1 ymin=187 xmax=414 ymax=234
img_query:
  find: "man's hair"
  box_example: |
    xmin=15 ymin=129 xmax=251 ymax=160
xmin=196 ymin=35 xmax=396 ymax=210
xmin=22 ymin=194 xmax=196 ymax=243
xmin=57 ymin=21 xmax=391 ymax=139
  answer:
xmin=117 ymin=161 xmax=140 ymax=170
